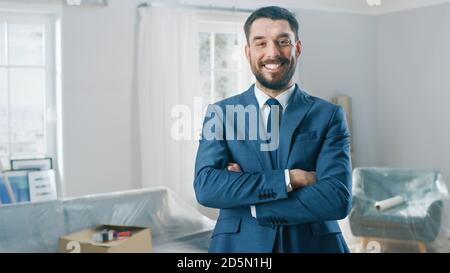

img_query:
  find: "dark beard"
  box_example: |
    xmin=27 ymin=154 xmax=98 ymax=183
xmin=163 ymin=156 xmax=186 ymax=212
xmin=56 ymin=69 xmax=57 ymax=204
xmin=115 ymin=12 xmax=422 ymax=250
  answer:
xmin=252 ymin=58 xmax=296 ymax=91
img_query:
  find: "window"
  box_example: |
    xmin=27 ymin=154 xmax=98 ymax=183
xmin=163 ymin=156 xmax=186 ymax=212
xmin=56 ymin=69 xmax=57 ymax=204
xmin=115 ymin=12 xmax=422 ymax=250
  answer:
xmin=0 ymin=13 xmax=56 ymax=162
xmin=198 ymin=18 xmax=254 ymax=103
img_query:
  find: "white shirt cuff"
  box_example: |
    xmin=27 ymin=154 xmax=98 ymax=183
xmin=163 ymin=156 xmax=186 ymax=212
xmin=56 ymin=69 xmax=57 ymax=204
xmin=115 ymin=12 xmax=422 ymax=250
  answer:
xmin=251 ymin=205 xmax=256 ymax=218
xmin=285 ymin=169 xmax=292 ymax=192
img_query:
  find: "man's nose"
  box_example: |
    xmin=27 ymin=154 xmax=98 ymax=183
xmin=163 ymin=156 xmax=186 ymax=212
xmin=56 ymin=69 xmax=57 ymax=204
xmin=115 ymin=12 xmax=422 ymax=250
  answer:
xmin=264 ymin=41 xmax=281 ymax=58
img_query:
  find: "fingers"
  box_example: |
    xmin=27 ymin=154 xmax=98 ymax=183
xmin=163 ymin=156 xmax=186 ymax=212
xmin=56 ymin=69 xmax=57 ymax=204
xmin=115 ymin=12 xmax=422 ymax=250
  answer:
xmin=289 ymin=169 xmax=316 ymax=189
xmin=227 ymin=163 xmax=240 ymax=172
xmin=227 ymin=163 xmax=242 ymax=172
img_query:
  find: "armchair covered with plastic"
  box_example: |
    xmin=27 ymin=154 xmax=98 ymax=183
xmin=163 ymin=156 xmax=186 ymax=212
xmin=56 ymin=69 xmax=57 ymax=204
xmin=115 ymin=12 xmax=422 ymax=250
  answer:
xmin=349 ymin=167 xmax=449 ymax=252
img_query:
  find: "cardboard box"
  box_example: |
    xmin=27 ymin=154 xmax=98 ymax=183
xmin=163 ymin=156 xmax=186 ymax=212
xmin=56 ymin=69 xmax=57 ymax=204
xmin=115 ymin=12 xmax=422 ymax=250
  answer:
xmin=59 ymin=225 xmax=152 ymax=253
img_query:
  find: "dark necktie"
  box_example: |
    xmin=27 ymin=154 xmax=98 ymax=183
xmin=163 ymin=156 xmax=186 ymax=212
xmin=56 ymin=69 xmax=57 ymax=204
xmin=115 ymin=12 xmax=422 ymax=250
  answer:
xmin=265 ymin=98 xmax=282 ymax=169
xmin=266 ymin=98 xmax=284 ymax=253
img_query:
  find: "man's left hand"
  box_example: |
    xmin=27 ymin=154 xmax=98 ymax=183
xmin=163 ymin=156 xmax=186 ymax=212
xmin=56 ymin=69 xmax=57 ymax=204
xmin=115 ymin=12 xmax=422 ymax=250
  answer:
xmin=227 ymin=163 xmax=242 ymax=172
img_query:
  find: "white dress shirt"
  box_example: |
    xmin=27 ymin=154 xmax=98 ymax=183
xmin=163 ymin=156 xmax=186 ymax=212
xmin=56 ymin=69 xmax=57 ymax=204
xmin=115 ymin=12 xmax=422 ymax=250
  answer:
xmin=250 ymin=84 xmax=295 ymax=217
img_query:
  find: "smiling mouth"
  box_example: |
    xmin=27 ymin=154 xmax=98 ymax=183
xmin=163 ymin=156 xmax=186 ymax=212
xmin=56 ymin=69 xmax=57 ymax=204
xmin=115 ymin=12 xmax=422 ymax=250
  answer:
xmin=263 ymin=62 xmax=284 ymax=73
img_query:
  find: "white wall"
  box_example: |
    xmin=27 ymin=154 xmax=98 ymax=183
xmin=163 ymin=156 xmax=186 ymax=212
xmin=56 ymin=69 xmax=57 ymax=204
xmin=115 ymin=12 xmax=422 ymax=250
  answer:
xmin=20 ymin=0 xmax=448 ymax=196
xmin=375 ymin=3 xmax=450 ymax=181
xmin=295 ymin=9 xmax=378 ymax=167
xmin=59 ymin=1 xmax=378 ymax=197
xmin=61 ymin=0 xmax=143 ymax=196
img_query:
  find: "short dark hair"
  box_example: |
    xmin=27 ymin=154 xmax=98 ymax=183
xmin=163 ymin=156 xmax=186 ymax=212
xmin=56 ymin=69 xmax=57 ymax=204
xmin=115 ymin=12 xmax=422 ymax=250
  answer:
xmin=244 ymin=6 xmax=299 ymax=43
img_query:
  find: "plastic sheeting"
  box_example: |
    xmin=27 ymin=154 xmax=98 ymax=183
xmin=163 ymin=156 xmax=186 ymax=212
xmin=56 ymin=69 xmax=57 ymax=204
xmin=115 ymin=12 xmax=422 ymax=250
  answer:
xmin=0 ymin=187 xmax=214 ymax=253
xmin=349 ymin=168 xmax=450 ymax=252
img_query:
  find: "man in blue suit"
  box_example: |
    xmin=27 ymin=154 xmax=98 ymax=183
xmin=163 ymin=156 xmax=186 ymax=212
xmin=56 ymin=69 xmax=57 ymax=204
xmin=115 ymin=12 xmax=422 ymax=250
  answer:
xmin=194 ymin=6 xmax=352 ymax=253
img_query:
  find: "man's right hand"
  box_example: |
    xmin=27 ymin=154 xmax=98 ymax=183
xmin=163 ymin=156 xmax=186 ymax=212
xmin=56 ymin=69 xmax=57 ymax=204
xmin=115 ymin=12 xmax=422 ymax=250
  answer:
xmin=289 ymin=169 xmax=316 ymax=190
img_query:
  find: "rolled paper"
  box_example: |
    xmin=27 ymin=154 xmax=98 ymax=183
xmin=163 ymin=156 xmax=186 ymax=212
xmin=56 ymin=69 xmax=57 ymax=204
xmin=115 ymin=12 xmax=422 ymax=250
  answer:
xmin=374 ymin=195 xmax=405 ymax=211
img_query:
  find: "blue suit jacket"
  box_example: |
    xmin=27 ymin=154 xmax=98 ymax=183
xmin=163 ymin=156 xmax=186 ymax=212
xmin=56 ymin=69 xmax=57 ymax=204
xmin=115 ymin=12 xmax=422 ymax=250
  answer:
xmin=194 ymin=84 xmax=352 ymax=253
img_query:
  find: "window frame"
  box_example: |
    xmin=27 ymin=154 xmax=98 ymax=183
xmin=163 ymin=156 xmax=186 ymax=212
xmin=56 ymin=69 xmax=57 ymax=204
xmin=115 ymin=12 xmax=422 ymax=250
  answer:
xmin=198 ymin=13 xmax=254 ymax=102
xmin=0 ymin=12 xmax=57 ymax=171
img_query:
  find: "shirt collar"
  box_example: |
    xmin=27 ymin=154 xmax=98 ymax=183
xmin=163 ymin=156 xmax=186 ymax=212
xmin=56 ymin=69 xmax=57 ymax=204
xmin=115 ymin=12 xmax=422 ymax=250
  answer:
xmin=254 ymin=84 xmax=296 ymax=110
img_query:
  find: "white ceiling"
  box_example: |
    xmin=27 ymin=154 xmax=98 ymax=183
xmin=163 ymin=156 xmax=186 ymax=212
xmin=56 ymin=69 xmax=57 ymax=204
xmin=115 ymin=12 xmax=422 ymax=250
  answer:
xmin=188 ymin=0 xmax=450 ymax=15
xmin=2 ymin=0 xmax=450 ymax=15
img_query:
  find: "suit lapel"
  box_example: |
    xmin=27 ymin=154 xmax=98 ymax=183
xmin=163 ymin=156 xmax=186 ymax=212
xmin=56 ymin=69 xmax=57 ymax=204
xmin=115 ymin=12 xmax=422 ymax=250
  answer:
xmin=238 ymin=84 xmax=314 ymax=170
xmin=278 ymin=86 xmax=314 ymax=168
xmin=241 ymin=85 xmax=273 ymax=170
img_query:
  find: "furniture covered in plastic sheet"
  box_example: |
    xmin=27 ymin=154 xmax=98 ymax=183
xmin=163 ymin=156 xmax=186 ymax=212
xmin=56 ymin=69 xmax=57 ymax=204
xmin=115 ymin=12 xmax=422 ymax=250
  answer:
xmin=349 ymin=167 xmax=450 ymax=252
xmin=0 ymin=187 xmax=215 ymax=252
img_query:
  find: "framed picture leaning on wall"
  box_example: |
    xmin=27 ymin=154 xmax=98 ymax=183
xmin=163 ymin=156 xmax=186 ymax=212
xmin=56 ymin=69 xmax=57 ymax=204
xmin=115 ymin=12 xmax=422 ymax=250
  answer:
xmin=10 ymin=158 xmax=53 ymax=171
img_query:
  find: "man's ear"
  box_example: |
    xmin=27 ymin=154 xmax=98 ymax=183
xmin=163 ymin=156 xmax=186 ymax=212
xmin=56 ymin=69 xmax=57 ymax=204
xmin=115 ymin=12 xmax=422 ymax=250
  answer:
xmin=245 ymin=44 xmax=250 ymax=61
xmin=295 ymin=39 xmax=302 ymax=58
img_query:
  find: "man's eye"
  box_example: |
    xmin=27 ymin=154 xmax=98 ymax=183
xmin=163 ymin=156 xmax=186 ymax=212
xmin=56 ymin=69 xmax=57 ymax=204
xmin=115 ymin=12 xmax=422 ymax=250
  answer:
xmin=278 ymin=39 xmax=291 ymax=46
xmin=255 ymin=42 xmax=266 ymax=47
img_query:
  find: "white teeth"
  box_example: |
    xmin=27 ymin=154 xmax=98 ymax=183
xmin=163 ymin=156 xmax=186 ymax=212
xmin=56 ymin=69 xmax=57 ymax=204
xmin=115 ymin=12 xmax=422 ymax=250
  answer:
xmin=264 ymin=63 xmax=281 ymax=70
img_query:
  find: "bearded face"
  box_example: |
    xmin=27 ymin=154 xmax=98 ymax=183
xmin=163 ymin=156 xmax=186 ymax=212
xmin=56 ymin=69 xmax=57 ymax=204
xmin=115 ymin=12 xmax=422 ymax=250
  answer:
xmin=245 ymin=18 xmax=301 ymax=92
xmin=249 ymin=53 xmax=297 ymax=91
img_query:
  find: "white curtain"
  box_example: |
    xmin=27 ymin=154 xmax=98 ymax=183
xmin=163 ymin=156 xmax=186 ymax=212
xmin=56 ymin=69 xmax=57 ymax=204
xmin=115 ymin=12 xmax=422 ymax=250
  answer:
xmin=136 ymin=6 xmax=201 ymax=204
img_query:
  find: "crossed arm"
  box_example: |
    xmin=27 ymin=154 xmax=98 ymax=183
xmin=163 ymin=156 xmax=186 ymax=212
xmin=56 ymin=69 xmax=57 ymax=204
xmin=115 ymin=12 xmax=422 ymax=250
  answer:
xmin=227 ymin=163 xmax=316 ymax=190
xmin=193 ymin=105 xmax=352 ymax=225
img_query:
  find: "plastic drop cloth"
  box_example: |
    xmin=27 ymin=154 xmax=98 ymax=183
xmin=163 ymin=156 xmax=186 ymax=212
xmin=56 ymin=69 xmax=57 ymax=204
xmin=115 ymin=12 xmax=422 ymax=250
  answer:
xmin=0 ymin=187 xmax=214 ymax=253
xmin=349 ymin=168 xmax=450 ymax=253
